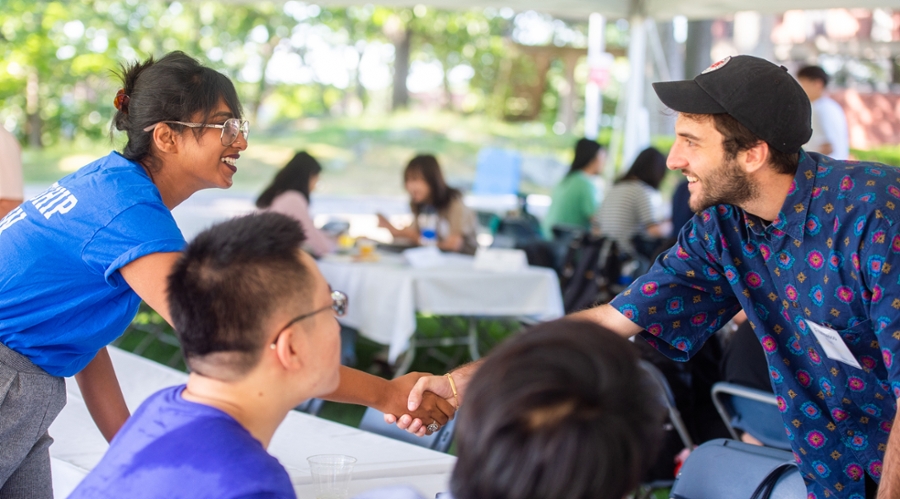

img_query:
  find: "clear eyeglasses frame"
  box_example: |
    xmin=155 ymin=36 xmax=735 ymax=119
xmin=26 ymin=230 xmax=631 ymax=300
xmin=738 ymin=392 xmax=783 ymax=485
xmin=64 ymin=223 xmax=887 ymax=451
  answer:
xmin=142 ymin=118 xmax=249 ymax=147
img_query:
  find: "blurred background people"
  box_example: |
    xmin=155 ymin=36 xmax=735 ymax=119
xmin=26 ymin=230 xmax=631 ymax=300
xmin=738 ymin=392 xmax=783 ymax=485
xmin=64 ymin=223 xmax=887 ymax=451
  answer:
xmin=257 ymin=151 xmax=336 ymax=257
xmin=594 ymin=147 xmax=671 ymax=258
xmin=0 ymin=127 xmax=23 ymax=219
xmin=796 ymin=65 xmax=850 ymax=160
xmin=541 ymin=138 xmax=605 ymax=239
xmin=378 ymin=154 xmax=477 ymax=254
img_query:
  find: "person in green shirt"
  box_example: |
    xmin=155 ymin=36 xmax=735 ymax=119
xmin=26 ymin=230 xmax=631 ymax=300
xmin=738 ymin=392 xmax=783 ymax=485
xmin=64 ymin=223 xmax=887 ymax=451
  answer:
xmin=541 ymin=138 xmax=605 ymax=238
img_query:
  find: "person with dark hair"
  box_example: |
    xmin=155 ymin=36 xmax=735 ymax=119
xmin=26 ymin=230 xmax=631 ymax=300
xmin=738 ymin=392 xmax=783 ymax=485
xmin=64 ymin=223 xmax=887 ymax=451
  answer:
xmin=449 ymin=319 xmax=663 ymax=499
xmin=541 ymin=138 xmax=605 ymax=238
xmin=403 ymin=55 xmax=900 ymax=499
xmin=0 ymin=51 xmax=248 ymax=497
xmin=796 ymin=65 xmax=849 ymax=160
xmin=594 ymin=147 xmax=671 ymax=256
xmin=377 ymin=154 xmax=477 ymax=254
xmin=257 ymin=151 xmax=335 ymax=256
xmin=358 ymin=318 xmax=664 ymax=499
xmin=0 ymin=53 xmax=451 ymax=498
xmin=69 ymin=212 xmax=338 ymax=498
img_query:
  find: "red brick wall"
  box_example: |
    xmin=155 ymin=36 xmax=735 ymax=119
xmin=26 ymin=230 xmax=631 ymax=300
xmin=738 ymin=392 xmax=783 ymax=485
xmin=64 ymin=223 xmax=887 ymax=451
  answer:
xmin=831 ymin=90 xmax=900 ymax=150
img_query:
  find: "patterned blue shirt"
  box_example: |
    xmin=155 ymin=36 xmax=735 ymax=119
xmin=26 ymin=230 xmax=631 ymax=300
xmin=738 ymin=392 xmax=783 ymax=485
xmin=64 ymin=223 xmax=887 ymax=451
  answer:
xmin=611 ymin=151 xmax=900 ymax=498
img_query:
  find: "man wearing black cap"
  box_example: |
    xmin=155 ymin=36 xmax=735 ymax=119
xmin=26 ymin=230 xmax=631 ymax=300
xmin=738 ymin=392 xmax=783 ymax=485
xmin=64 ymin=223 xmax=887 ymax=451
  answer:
xmin=399 ymin=55 xmax=900 ymax=499
xmin=595 ymin=55 xmax=897 ymax=499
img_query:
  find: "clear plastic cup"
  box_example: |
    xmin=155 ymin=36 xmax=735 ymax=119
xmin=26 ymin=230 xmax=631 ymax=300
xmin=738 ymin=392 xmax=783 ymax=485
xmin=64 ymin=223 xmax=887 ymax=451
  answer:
xmin=358 ymin=239 xmax=376 ymax=259
xmin=307 ymin=454 xmax=357 ymax=499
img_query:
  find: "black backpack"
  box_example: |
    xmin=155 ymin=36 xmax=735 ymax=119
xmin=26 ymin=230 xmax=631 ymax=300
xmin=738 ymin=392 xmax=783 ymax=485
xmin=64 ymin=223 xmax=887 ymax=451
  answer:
xmin=559 ymin=234 xmax=641 ymax=313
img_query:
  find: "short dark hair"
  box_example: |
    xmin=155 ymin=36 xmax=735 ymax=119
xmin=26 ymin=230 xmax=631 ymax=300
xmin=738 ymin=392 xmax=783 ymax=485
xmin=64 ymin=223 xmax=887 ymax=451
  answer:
xmin=404 ymin=154 xmax=461 ymax=215
xmin=797 ymin=65 xmax=829 ymax=86
xmin=450 ymin=319 xmax=664 ymax=499
xmin=620 ymin=147 xmax=668 ymax=190
xmin=256 ymin=152 xmax=324 ymax=208
xmin=684 ymin=113 xmax=800 ymax=176
xmin=569 ymin=138 xmax=604 ymax=175
xmin=111 ymin=51 xmax=243 ymax=175
xmin=167 ymin=213 xmax=309 ymax=378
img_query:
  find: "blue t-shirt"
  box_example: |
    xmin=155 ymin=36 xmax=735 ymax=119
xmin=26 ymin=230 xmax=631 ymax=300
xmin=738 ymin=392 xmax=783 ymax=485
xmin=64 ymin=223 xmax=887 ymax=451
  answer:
xmin=0 ymin=152 xmax=185 ymax=377
xmin=69 ymin=385 xmax=296 ymax=499
xmin=611 ymin=151 xmax=900 ymax=497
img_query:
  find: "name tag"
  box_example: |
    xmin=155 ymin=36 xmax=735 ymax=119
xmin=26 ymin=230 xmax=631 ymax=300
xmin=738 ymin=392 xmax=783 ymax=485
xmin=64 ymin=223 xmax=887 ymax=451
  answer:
xmin=806 ymin=320 xmax=863 ymax=370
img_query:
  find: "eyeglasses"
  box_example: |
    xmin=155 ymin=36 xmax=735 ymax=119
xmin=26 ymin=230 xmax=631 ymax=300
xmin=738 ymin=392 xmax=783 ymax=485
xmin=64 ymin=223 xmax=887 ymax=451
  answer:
xmin=142 ymin=117 xmax=250 ymax=147
xmin=279 ymin=289 xmax=348 ymax=333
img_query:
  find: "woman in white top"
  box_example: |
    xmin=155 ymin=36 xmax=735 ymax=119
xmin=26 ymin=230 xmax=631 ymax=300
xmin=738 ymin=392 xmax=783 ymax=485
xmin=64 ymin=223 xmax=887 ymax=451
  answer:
xmin=377 ymin=154 xmax=478 ymax=254
xmin=256 ymin=152 xmax=335 ymax=257
xmin=594 ymin=147 xmax=671 ymax=256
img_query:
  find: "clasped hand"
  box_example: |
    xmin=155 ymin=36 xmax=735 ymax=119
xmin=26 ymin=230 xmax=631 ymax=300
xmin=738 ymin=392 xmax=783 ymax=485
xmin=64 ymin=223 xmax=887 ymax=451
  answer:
xmin=379 ymin=372 xmax=455 ymax=436
xmin=382 ymin=373 xmax=458 ymax=437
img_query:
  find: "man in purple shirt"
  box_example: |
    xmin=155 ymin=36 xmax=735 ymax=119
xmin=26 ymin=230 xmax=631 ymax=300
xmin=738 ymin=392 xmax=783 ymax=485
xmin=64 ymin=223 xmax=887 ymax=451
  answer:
xmin=403 ymin=56 xmax=900 ymax=499
xmin=70 ymin=213 xmax=344 ymax=498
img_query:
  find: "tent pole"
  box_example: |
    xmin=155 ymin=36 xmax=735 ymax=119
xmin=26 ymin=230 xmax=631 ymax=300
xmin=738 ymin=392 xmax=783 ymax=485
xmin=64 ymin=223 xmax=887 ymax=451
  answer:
xmin=648 ymin=21 xmax=672 ymax=81
xmin=621 ymin=14 xmax=650 ymax=173
xmin=606 ymin=72 xmax=628 ymax=184
xmin=584 ymin=13 xmax=605 ymax=140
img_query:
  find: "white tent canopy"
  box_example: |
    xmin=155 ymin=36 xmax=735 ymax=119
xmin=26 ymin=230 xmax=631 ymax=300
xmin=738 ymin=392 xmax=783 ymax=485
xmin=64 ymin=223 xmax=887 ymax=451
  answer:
xmin=229 ymin=0 xmax=897 ymax=20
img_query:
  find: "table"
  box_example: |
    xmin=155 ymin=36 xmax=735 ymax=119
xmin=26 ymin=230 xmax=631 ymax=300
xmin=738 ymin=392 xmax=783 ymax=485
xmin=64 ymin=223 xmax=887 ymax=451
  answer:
xmin=49 ymin=347 xmax=456 ymax=499
xmin=317 ymin=252 xmax=564 ymax=364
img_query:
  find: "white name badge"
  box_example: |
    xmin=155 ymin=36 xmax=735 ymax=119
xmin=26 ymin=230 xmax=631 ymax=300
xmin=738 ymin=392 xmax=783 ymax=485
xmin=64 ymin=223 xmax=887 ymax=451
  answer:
xmin=805 ymin=320 xmax=863 ymax=370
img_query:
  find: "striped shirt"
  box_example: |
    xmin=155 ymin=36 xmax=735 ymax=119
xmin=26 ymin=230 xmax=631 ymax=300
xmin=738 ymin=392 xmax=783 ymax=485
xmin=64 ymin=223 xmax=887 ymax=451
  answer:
xmin=595 ymin=180 xmax=664 ymax=255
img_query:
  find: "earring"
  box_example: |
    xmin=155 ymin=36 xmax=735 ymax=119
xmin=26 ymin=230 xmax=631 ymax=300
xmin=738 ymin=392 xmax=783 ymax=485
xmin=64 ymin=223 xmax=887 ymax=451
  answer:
xmin=270 ymin=343 xmax=276 ymax=349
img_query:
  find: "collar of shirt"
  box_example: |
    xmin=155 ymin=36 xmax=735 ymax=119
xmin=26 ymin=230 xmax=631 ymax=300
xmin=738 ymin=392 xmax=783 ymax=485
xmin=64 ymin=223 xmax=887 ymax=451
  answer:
xmin=742 ymin=149 xmax=817 ymax=244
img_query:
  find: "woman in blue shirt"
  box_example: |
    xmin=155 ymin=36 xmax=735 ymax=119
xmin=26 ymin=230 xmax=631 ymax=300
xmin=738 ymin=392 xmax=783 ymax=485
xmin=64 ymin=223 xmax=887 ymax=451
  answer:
xmin=0 ymin=51 xmax=249 ymax=497
xmin=0 ymin=52 xmax=452 ymax=497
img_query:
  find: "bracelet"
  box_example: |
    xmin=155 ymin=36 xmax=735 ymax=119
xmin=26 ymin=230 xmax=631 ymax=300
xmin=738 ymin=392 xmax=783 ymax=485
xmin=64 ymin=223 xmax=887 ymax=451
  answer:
xmin=445 ymin=372 xmax=460 ymax=408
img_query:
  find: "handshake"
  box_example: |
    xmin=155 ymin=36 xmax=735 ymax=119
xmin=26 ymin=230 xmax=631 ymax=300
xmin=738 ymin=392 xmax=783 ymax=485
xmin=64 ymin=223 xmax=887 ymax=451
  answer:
xmin=381 ymin=367 xmax=472 ymax=436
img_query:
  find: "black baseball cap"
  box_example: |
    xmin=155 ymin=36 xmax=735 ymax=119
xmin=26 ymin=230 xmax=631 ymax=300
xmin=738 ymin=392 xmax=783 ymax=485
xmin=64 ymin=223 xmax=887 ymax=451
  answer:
xmin=652 ymin=55 xmax=812 ymax=154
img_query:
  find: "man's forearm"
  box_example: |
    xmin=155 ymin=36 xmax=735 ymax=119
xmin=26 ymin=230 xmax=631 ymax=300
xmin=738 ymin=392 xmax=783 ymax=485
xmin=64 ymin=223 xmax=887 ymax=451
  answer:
xmin=570 ymin=303 xmax=643 ymax=339
xmin=447 ymin=361 xmax=481 ymax=404
xmin=74 ymin=347 xmax=131 ymax=442
xmin=877 ymin=405 xmax=900 ymax=498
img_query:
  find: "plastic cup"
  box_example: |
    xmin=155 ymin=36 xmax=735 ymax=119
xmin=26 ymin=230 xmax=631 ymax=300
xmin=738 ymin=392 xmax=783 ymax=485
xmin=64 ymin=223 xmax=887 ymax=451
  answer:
xmin=307 ymin=454 xmax=357 ymax=499
xmin=358 ymin=239 xmax=375 ymax=259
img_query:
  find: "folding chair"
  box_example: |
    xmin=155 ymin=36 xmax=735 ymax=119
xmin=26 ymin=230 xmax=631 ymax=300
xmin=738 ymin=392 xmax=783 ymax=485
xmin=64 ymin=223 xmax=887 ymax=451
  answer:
xmin=670 ymin=438 xmax=805 ymax=499
xmin=711 ymin=382 xmax=791 ymax=451
xmin=472 ymin=148 xmax=522 ymax=196
xmin=640 ymin=360 xmax=694 ymax=452
xmin=634 ymin=360 xmax=695 ymax=498
xmin=358 ymin=407 xmax=457 ymax=453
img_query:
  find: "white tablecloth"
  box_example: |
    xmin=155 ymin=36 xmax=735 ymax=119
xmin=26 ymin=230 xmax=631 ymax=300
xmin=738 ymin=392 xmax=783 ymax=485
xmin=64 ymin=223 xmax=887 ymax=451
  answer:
xmin=318 ymin=253 xmax=564 ymax=362
xmin=49 ymin=347 xmax=456 ymax=499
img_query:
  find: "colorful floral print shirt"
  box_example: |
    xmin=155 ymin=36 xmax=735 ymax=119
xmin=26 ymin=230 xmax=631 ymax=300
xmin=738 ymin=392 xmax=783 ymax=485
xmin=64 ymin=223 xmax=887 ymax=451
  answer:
xmin=611 ymin=151 xmax=900 ymax=498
